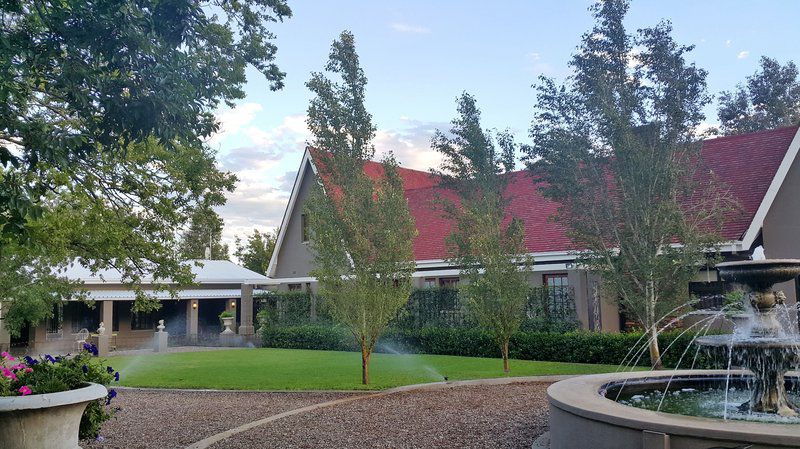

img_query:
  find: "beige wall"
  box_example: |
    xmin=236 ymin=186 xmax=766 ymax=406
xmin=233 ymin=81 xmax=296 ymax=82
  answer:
xmin=273 ymin=163 xmax=316 ymax=279
xmin=762 ymin=148 xmax=800 ymax=328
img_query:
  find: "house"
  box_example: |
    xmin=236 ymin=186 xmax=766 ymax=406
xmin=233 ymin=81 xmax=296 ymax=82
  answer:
xmin=1 ymin=259 xmax=268 ymax=354
xmin=266 ymin=126 xmax=800 ymax=332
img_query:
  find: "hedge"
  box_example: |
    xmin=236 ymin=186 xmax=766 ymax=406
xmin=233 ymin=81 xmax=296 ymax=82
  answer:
xmin=260 ymin=325 xmax=712 ymax=368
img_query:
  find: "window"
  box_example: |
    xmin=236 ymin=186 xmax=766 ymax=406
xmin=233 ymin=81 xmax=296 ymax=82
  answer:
xmin=301 ymin=214 xmax=309 ymax=243
xmin=544 ymin=273 xmax=569 ymax=288
xmin=544 ymin=273 xmax=570 ymax=309
xmin=423 ymin=278 xmax=437 ymax=289
xmin=288 ymin=283 xmax=303 ymax=292
xmin=131 ymin=311 xmax=155 ymax=330
xmin=439 ymin=277 xmax=460 ymax=289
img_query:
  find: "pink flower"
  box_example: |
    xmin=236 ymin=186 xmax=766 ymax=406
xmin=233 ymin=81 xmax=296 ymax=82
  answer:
xmin=0 ymin=351 xmax=14 ymax=361
xmin=24 ymin=367 xmax=33 ymax=373
xmin=1 ymin=367 xmax=17 ymax=381
xmin=18 ymin=386 xmax=31 ymax=396
xmin=11 ymin=364 xmax=25 ymax=371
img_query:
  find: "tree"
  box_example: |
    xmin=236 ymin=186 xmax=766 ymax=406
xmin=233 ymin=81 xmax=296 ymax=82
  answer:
xmin=179 ymin=206 xmax=230 ymax=260
xmin=305 ymin=31 xmax=417 ymax=385
xmin=431 ymin=93 xmax=533 ymax=374
xmin=0 ymin=0 xmax=286 ymax=333
xmin=525 ymin=0 xmax=732 ymax=369
xmin=234 ymin=229 xmax=278 ymax=275
xmin=717 ymin=56 xmax=800 ymax=135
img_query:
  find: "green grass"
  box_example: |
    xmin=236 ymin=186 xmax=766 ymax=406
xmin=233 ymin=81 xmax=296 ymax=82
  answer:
xmin=107 ymin=348 xmax=626 ymax=391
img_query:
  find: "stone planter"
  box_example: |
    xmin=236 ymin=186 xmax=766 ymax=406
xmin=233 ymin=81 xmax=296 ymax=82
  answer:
xmin=0 ymin=382 xmax=107 ymax=449
xmin=221 ymin=316 xmax=235 ymax=335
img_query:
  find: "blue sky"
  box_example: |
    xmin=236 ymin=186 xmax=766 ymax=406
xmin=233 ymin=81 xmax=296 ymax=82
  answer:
xmin=212 ymin=0 xmax=800 ymax=246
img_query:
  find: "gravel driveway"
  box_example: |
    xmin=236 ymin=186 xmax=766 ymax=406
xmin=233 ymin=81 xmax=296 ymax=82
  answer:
xmin=86 ymin=382 xmax=552 ymax=449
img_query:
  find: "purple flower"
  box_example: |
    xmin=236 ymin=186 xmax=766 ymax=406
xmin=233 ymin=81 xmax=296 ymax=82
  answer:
xmin=105 ymin=389 xmax=117 ymax=405
xmin=24 ymin=356 xmax=38 ymax=365
xmin=82 ymin=365 xmax=89 ymax=374
xmin=107 ymin=366 xmax=114 ymax=374
xmin=44 ymin=354 xmax=56 ymax=364
xmin=114 ymin=372 xmax=120 ymax=382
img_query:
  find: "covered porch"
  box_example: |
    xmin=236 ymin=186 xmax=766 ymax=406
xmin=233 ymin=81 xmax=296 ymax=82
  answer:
xmin=7 ymin=284 xmax=260 ymax=355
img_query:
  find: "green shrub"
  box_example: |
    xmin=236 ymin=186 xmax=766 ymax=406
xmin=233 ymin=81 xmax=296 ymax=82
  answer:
xmin=260 ymin=325 xmax=711 ymax=368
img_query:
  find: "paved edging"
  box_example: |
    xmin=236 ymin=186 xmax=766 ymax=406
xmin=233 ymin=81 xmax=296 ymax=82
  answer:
xmin=185 ymin=375 xmax=576 ymax=449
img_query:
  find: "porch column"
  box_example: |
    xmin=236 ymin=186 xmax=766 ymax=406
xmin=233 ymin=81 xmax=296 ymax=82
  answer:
xmin=96 ymin=301 xmax=113 ymax=356
xmin=186 ymin=300 xmax=199 ymax=343
xmin=0 ymin=303 xmax=9 ymax=352
xmin=238 ymin=284 xmax=254 ymax=336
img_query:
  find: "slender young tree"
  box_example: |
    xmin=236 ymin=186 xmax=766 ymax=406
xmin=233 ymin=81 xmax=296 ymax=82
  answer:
xmin=526 ymin=0 xmax=732 ymax=369
xmin=432 ymin=92 xmax=533 ymax=374
xmin=305 ymin=31 xmax=417 ymax=385
xmin=717 ymin=56 xmax=800 ymax=135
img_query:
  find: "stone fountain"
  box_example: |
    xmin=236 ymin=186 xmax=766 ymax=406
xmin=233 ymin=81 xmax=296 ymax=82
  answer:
xmin=547 ymin=259 xmax=800 ymax=449
xmin=696 ymin=259 xmax=800 ymax=417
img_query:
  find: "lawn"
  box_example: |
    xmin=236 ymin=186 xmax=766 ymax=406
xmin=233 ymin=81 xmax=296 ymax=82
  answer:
xmin=107 ymin=348 xmax=625 ymax=391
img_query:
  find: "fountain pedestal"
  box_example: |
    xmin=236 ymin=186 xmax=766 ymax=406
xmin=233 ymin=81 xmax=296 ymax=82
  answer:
xmin=696 ymin=259 xmax=800 ymax=417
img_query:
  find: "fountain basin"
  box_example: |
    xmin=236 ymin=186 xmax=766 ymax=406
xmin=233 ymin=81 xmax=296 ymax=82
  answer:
xmin=548 ymin=370 xmax=800 ymax=449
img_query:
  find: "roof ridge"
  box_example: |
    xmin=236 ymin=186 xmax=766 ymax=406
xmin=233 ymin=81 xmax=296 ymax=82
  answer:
xmin=702 ymin=124 xmax=799 ymax=144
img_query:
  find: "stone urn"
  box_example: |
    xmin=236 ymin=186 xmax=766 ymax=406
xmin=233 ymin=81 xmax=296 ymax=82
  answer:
xmin=221 ymin=316 xmax=235 ymax=335
xmin=0 ymin=382 xmax=107 ymax=449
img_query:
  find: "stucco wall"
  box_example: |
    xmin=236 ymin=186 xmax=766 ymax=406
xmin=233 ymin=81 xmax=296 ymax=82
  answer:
xmin=273 ymin=163 xmax=316 ymax=279
xmin=762 ymin=147 xmax=800 ymax=328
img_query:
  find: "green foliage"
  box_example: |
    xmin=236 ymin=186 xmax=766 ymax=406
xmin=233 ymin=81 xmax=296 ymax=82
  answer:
xmin=260 ymin=325 xmax=711 ymax=369
xmin=525 ymin=0 xmax=732 ymax=368
xmin=256 ymin=292 xmax=331 ymax=327
xmin=234 ymin=229 xmax=278 ymax=275
xmin=717 ymin=56 xmax=800 ymax=135
xmin=304 ymin=31 xmax=417 ymax=384
xmin=0 ymin=0 xmax=290 ymax=240
xmin=219 ymin=310 xmax=234 ymax=319
xmin=0 ymin=0 xmax=285 ymax=329
xmin=431 ymin=92 xmax=533 ymax=371
xmin=179 ymin=205 xmax=230 ymax=260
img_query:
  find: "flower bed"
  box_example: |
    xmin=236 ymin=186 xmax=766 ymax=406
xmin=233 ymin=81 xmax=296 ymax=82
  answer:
xmin=1 ymin=343 xmax=120 ymax=440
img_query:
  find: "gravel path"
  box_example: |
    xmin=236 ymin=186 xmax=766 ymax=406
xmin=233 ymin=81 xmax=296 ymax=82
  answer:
xmin=84 ymin=389 xmax=355 ymax=449
xmin=209 ymin=381 xmax=551 ymax=449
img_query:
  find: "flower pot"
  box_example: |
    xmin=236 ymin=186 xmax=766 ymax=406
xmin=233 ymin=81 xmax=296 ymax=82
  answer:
xmin=221 ymin=316 xmax=235 ymax=335
xmin=0 ymin=382 xmax=107 ymax=449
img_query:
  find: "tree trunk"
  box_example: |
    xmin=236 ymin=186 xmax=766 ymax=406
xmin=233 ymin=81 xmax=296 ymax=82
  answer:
xmin=649 ymin=326 xmax=663 ymax=370
xmin=502 ymin=339 xmax=510 ymax=374
xmin=361 ymin=345 xmax=371 ymax=385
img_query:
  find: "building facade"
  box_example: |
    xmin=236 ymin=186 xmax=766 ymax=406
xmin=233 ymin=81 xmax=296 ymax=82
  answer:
xmin=1 ymin=260 xmax=267 ymax=354
xmin=266 ymin=126 xmax=800 ymax=332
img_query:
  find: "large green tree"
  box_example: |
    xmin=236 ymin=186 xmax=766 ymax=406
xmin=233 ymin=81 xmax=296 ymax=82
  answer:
xmin=179 ymin=205 xmax=230 ymax=260
xmin=305 ymin=31 xmax=417 ymax=385
xmin=432 ymin=92 xmax=532 ymax=374
xmin=234 ymin=228 xmax=278 ymax=275
xmin=525 ymin=0 xmax=731 ymax=369
xmin=0 ymin=0 xmax=287 ymax=333
xmin=717 ymin=56 xmax=800 ymax=136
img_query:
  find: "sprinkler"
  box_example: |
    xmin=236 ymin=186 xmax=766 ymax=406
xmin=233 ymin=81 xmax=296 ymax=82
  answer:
xmin=443 ymin=375 xmax=449 ymax=382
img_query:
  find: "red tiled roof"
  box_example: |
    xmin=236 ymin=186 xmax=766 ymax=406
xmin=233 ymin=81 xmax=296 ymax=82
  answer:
xmin=308 ymin=126 xmax=798 ymax=261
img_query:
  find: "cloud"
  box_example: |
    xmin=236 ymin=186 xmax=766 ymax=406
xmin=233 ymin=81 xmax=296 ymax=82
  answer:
xmin=374 ymin=118 xmax=449 ymax=170
xmin=525 ymin=52 xmax=555 ymax=76
xmin=277 ymin=170 xmax=298 ymax=192
xmin=390 ymin=22 xmax=431 ymax=34
xmin=737 ymin=51 xmax=750 ymax=60
xmin=725 ymin=39 xmax=732 ymax=48
xmin=220 ymin=146 xmax=284 ymax=171
xmin=209 ymin=103 xmax=263 ymax=145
